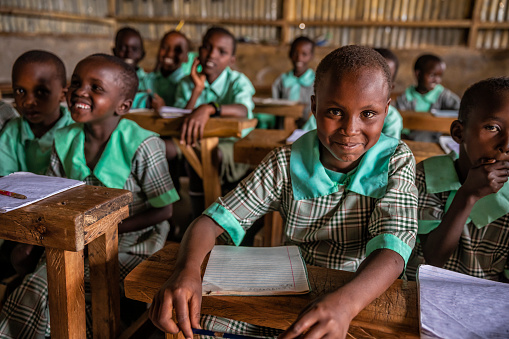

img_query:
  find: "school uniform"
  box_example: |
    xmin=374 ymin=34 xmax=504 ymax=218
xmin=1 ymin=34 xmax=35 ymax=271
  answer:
xmin=0 ymin=100 xmax=19 ymax=132
xmin=257 ymin=69 xmax=314 ymax=129
xmin=174 ymin=66 xmax=255 ymax=184
xmin=395 ymin=84 xmax=460 ymax=112
xmin=148 ymin=66 xmax=187 ymax=107
xmin=406 ymin=153 xmax=509 ymax=281
xmin=301 ymin=105 xmax=403 ymax=140
xmin=199 ymin=130 xmax=418 ymax=336
xmin=0 ymin=119 xmax=179 ymax=338
xmin=132 ymin=67 xmax=153 ymax=109
xmin=0 ymin=106 xmax=73 ymax=176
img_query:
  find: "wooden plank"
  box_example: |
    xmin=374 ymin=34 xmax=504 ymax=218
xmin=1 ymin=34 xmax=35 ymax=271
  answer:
xmin=123 ymin=112 xmax=257 ymax=139
xmin=46 ymin=248 xmax=86 ymax=339
xmin=0 ymin=186 xmax=131 ymax=251
xmin=234 ymin=129 xmax=289 ymax=166
xmin=88 ymin=226 xmax=121 ymax=339
xmin=253 ymin=103 xmax=304 ymax=119
xmin=404 ymin=140 xmax=445 ymax=163
xmin=201 ymin=137 xmax=221 ymax=208
xmin=125 ymin=243 xmax=419 ymax=337
xmin=287 ymin=19 xmax=472 ymax=28
xmin=0 ymin=7 xmax=115 ymax=25
xmin=175 ymin=139 xmax=204 ymax=179
xmin=468 ymin=0 xmax=483 ymax=49
xmin=400 ymin=110 xmax=455 ymax=133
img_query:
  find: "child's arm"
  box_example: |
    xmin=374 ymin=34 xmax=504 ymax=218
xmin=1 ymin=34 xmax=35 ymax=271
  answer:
xmin=118 ymin=205 xmax=172 ymax=234
xmin=420 ymin=159 xmax=509 ymax=267
xmin=279 ymin=248 xmax=404 ymax=339
xmin=149 ymin=215 xmax=224 ymax=337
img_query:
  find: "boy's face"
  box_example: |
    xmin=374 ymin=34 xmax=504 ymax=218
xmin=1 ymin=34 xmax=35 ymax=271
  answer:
xmin=67 ymin=58 xmax=130 ymax=124
xmin=158 ymin=33 xmax=189 ymax=74
xmin=13 ymin=62 xmax=66 ymax=125
xmin=416 ymin=61 xmax=444 ymax=93
xmin=290 ymin=41 xmax=314 ymax=76
xmin=453 ymin=93 xmax=509 ymax=167
xmin=113 ymin=32 xmax=144 ymax=66
xmin=199 ymin=32 xmax=235 ymax=82
xmin=311 ymin=68 xmax=390 ymax=173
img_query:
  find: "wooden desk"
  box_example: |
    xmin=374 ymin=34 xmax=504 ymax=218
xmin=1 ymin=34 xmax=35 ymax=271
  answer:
xmin=125 ymin=242 xmax=419 ymax=338
xmin=0 ymin=185 xmax=131 ymax=339
xmin=405 ymin=139 xmax=445 ymax=163
xmin=124 ymin=110 xmax=257 ymax=207
xmin=254 ymin=101 xmax=305 ymax=132
xmin=400 ymin=110 xmax=456 ymax=133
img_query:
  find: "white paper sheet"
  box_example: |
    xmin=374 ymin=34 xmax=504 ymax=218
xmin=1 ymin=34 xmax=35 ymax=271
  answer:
xmin=0 ymin=172 xmax=84 ymax=213
xmin=438 ymin=135 xmax=460 ymax=155
xmin=202 ymin=245 xmax=310 ymax=296
xmin=418 ymin=265 xmax=509 ymax=339
xmin=430 ymin=109 xmax=459 ymax=118
xmin=253 ymin=97 xmax=300 ymax=106
xmin=158 ymin=106 xmax=192 ymax=118
xmin=286 ymin=129 xmax=307 ymax=143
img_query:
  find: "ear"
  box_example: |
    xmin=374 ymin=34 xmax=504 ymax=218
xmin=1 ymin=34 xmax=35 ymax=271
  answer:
xmin=59 ymin=87 xmax=68 ymax=103
xmin=414 ymin=69 xmax=420 ymax=80
xmin=384 ymin=98 xmax=391 ymax=117
xmin=450 ymin=120 xmax=463 ymax=144
xmin=115 ymin=98 xmax=132 ymax=116
xmin=311 ymin=95 xmax=316 ymax=117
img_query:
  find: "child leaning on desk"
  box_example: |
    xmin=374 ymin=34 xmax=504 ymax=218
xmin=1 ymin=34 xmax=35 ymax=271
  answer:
xmin=0 ymin=54 xmax=179 ymax=338
xmin=149 ymin=45 xmax=419 ymax=339
xmin=406 ymin=77 xmax=509 ymax=282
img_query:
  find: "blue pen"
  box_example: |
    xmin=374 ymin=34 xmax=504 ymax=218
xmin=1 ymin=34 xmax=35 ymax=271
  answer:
xmin=192 ymin=328 xmax=263 ymax=339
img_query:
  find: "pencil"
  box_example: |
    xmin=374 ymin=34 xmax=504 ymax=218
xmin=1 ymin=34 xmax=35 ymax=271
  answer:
xmin=0 ymin=189 xmax=27 ymax=199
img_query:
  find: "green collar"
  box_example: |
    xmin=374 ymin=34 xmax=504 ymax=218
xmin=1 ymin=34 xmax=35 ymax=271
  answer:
xmin=155 ymin=67 xmax=186 ymax=83
xmin=54 ymin=119 xmax=157 ymax=189
xmin=290 ymin=130 xmax=399 ymax=200
xmin=405 ymin=84 xmax=444 ymax=111
xmin=281 ymin=69 xmax=315 ymax=101
xmin=20 ymin=106 xmax=72 ymax=153
xmin=423 ymin=153 xmax=509 ymax=228
xmin=205 ymin=66 xmax=232 ymax=98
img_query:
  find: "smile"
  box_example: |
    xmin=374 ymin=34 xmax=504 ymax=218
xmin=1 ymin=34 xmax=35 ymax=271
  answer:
xmin=205 ymin=61 xmax=215 ymax=68
xmin=74 ymin=103 xmax=91 ymax=110
xmin=163 ymin=58 xmax=174 ymax=65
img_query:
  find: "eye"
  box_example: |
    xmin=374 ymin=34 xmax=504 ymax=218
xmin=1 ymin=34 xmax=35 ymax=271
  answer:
xmin=484 ymin=125 xmax=500 ymax=132
xmin=327 ymin=108 xmax=342 ymax=116
xmin=69 ymin=79 xmax=80 ymax=88
xmin=361 ymin=111 xmax=376 ymax=118
xmin=13 ymin=88 xmax=24 ymax=95
xmin=92 ymin=84 xmax=103 ymax=92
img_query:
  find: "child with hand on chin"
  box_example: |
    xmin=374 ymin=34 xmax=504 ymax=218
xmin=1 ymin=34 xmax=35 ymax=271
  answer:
xmin=149 ymin=45 xmax=418 ymax=339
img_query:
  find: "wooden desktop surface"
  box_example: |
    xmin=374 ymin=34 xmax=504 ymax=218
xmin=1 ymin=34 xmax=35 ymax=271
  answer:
xmin=0 ymin=185 xmax=132 ymax=339
xmin=400 ymin=110 xmax=456 ymax=134
xmin=125 ymin=242 xmax=419 ymax=338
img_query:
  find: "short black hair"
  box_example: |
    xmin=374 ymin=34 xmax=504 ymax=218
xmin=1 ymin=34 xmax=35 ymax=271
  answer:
xmin=289 ymin=36 xmax=315 ymax=57
xmin=202 ymin=26 xmax=236 ymax=55
xmin=12 ymin=50 xmax=66 ymax=87
xmin=414 ymin=54 xmax=442 ymax=72
xmin=459 ymin=77 xmax=509 ymax=124
xmin=160 ymin=30 xmax=191 ymax=50
xmin=314 ymin=45 xmax=392 ymax=99
xmin=374 ymin=48 xmax=399 ymax=79
xmin=115 ymin=26 xmax=144 ymax=50
xmin=85 ymin=53 xmax=138 ymax=100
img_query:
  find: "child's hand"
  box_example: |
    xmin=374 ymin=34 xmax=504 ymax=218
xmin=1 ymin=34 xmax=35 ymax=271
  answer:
xmin=461 ymin=159 xmax=509 ymax=200
xmin=180 ymin=104 xmax=214 ymax=146
xmin=148 ymin=267 xmax=203 ymax=337
xmin=151 ymin=93 xmax=165 ymax=112
xmin=278 ymin=292 xmax=354 ymax=339
xmin=190 ymin=59 xmax=206 ymax=92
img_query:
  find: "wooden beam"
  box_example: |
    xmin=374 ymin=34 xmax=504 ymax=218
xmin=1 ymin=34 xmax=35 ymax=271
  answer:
xmin=0 ymin=7 xmax=115 ymax=25
xmin=468 ymin=0 xmax=483 ymax=49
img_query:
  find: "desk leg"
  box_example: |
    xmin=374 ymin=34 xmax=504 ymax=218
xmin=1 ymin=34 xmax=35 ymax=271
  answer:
xmin=89 ymin=225 xmax=121 ymax=339
xmin=46 ymin=248 xmax=85 ymax=339
xmin=284 ymin=117 xmax=296 ymax=133
xmin=201 ymin=137 xmax=221 ymax=208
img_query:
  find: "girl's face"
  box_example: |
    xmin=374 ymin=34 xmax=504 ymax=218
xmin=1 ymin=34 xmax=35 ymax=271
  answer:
xmin=290 ymin=41 xmax=314 ymax=77
xmin=199 ymin=32 xmax=235 ymax=83
xmin=114 ymin=31 xmax=145 ymax=67
xmin=311 ymin=68 xmax=390 ymax=173
xmin=158 ymin=33 xmax=189 ymax=75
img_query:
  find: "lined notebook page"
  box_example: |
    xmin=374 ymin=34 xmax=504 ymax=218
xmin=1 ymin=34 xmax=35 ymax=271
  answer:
xmin=418 ymin=265 xmax=509 ymax=339
xmin=202 ymin=245 xmax=310 ymax=296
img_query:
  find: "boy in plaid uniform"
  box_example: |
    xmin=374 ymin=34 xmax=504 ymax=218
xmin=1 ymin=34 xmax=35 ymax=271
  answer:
xmin=0 ymin=54 xmax=179 ymax=338
xmin=407 ymin=77 xmax=509 ymax=281
xmin=149 ymin=45 xmax=418 ymax=339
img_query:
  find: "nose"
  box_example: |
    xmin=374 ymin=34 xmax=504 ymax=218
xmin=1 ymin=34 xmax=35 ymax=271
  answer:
xmin=498 ymin=133 xmax=509 ymax=154
xmin=340 ymin=115 xmax=358 ymax=136
xmin=22 ymin=92 xmax=36 ymax=108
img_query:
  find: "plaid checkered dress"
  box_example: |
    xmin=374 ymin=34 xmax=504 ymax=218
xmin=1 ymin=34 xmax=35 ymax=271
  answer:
xmin=198 ymin=139 xmax=418 ymax=337
xmin=406 ymin=162 xmax=509 ymax=281
xmin=0 ymin=135 xmax=177 ymax=339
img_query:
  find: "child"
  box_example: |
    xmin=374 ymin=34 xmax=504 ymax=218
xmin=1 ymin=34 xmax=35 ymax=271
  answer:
xmin=149 ymin=30 xmax=194 ymax=111
xmin=0 ymin=50 xmax=73 ymax=176
xmin=0 ymin=54 xmax=179 ymax=338
xmin=112 ymin=26 xmax=151 ymax=109
xmin=262 ymin=36 xmax=315 ymax=130
xmin=407 ymin=77 xmax=509 ymax=282
xmin=0 ymin=101 xmax=18 ymax=132
xmin=375 ymin=48 xmax=403 ymax=139
xmin=173 ymin=26 xmax=255 ymax=215
xmin=395 ymin=54 xmax=460 ymax=112
xmin=149 ymin=45 xmax=418 ymax=338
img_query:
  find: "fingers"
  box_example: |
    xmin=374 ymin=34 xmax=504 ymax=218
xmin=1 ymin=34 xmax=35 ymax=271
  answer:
xmin=189 ymin=293 xmax=203 ymax=329
xmin=175 ymin=295 xmax=194 ymax=339
xmin=279 ymin=312 xmax=316 ymax=339
xmin=149 ymin=292 xmax=180 ymax=334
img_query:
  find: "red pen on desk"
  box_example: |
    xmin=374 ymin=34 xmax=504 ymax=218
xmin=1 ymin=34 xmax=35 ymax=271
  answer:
xmin=0 ymin=189 xmax=27 ymax=199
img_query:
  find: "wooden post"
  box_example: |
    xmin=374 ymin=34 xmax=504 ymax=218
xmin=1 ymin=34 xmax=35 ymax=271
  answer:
xmin=468 ymin=0 xmax=483 ymax=49
xmin=201 ymin=137 xmax=221 ymax=208
xmin=280 ymin=0 xmax=293 ymax=45
xmin=46 ymin=248 xmax=86 ymax=339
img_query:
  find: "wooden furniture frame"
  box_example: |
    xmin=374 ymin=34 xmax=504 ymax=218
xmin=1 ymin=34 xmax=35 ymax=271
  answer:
xmin=400 ymin=110 xmax=456 ymax=134
xmin=254 ymin=102 xmax=304 ymax=132
xmin=0 ymin=185 xmax=131 ymax=339
xmin=124 ymin=242 xmax=419 ymax=339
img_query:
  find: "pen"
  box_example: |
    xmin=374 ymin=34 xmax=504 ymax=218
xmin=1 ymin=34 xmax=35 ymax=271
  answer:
xmin=192 ymin=328 xmax=263 ymax=339
xmin=0 ymin=189 xmax=26 ymax=199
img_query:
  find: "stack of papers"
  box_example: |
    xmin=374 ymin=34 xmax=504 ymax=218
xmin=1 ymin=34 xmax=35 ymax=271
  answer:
xmin=202 ymin=245 xmax=310 ymax=296
xmin=158 ymin=106 xmax=192 ymax=118
xmin=430 ymin=109 xmax=459 ymax=118
xmin=253 ymin=97 xmax=300 ymax=106
xmin=418 ymin=265 xmax=509 ymax=339
xmin=0 ymin=172 xmax=84 ymax=213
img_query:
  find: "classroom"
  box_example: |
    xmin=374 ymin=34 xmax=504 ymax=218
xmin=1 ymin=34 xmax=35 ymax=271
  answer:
xmin=0 ymin=0 xmax=509 ymax=338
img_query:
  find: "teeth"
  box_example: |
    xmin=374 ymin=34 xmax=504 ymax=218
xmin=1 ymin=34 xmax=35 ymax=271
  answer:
xmin=206 ymin=61 xmax=214 ymax=67
xmin=163 ymin=58 xmax=174 ymax=65
xmin=124 ymin=58 xmax=135 ymax=65
xmin=75 ymin=103 xmax=90 ymax=110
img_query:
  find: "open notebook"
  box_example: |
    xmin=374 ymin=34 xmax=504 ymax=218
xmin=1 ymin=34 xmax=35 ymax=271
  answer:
xmin=202 ymin=245 xmax=310 ymax=296
xmin=418 ymin=265 xmax=509 ymax=339
xmin=0 ymin=172 xmax=84 ymax=213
